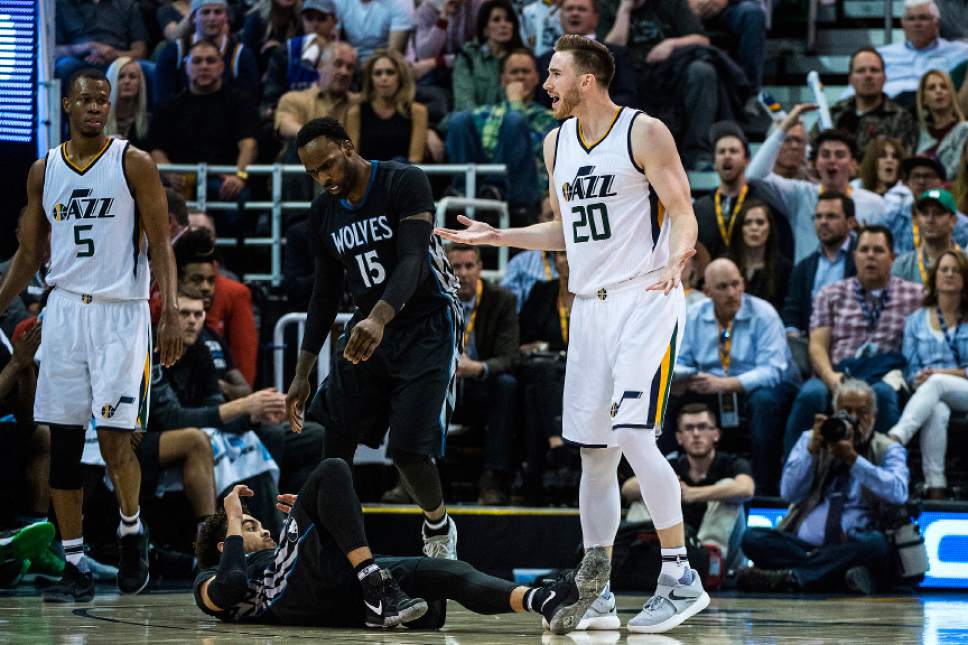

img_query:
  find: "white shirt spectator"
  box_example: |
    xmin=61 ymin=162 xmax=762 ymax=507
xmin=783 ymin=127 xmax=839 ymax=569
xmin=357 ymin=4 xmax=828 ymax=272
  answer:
xmin=520 ymin=0 xmax=562 ymax=57
xmin=334 ymin=0 xmax=415 ymax=62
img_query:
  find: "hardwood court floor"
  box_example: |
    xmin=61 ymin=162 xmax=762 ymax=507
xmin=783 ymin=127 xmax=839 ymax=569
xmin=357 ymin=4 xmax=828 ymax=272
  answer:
xmin=1 ymin=589 xmax=965 ymax=645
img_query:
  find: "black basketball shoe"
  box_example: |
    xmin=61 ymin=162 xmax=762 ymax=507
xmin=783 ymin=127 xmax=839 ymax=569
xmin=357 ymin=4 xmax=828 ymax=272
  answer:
xmin=361 ymin=567 xmax=429 ymax=628
xmin=42 ymin=562 xmax=95 ymax=603
xmin=118 ymin=526 xmax=150 ymax=594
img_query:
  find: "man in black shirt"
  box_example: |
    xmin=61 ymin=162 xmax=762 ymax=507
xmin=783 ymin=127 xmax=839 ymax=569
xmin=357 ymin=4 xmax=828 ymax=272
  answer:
xmin=285 ymin=117 xmax=462 ymax=560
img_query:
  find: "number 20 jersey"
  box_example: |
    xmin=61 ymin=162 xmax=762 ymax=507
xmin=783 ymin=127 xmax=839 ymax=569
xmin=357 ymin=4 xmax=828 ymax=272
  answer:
xmin=552 ymin=107 xmax=670 ymax=297
xmin=42 ymin=138 xmax=149 ymax=301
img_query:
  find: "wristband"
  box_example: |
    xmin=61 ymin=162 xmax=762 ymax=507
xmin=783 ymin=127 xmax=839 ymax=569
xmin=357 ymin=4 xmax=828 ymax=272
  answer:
xmin=236 ymin=170 xmax=249 ymax=181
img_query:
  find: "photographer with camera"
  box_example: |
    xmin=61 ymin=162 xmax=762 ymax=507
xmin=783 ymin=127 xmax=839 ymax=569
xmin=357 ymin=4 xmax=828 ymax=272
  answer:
xmin=738 ymin=379 xmax=909 ymax=594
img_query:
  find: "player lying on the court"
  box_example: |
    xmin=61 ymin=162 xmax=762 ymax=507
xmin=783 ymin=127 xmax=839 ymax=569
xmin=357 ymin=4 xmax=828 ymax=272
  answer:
xmin=193 ymin=458 xmax=596 ymax=632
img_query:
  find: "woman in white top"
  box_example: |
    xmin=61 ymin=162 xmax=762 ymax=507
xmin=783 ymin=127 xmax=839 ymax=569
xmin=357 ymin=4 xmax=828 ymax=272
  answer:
xmin=890 ymin=249 xmax=968 ymax=499
xmin=915 ymin=69 xmax=968 ymax=180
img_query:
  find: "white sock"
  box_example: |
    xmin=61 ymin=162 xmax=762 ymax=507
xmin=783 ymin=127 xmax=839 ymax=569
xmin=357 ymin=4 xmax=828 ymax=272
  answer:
xmin=63 ymin=537 xmax=87 ymax=570
xmin=118 ymin=509 xmax=143 ymax=537
xmin=660 ymin=547 xmax=689 ymax=581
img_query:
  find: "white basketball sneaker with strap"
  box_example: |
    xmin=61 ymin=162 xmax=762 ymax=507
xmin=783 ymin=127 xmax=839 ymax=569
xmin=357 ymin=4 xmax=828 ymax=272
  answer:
xmin=627 ymin=568 xmax=709 ymax=633
xmin=542 ymin=583 xmax=620 ymax=631
xmin=422 ymin=515 xmax=458 ymax=560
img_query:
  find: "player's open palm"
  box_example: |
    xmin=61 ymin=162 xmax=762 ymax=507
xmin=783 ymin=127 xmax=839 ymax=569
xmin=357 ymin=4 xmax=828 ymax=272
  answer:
xmin=647 ymin=249 xmax=697 ymax=295
xmin=286 ymin=378 xmax=311 ymax=433
xmin=435 ymin=215 xmax=502 ymax=247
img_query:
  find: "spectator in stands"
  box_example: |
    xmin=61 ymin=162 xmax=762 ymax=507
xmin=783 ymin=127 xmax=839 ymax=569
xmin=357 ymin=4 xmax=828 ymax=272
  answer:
xmin=783 ymin=226 xmax=923 ymax=456
xmin=893 ymin=189 xmax=961 ymax=284
xmin=346 ymin=50 xmax=428 ymax=163
xmin=890 ymin=249 xmax=968 ymax=499
xmin=599 ymin=0 xmax=749 ymax=170
xmin=173 ymin=229 xmax=259 ymax=387
xmin=859 ymin=0 xmax=968 ymax=109
xmin=747 ymin=104 xmax=886 ymax=263
xmin=515 ymin=250 xmax=577 ymax=505
xmin=521 ymin=0 xmax=563 ymax=57
xmin=447 ymin=243 xmax=520 ymax=505
xmin=671 ymin=258 xmax=798 ymax=495
xmin=687 ymin=0 xmax=767 ymax=99
xmin=916 ymin=69 xmax=968 ymax=180
xmin=888 ymin=156 xmax=968 ymax=254
xmin=242 ymin=0 xmax=305 ymax=70
xmin=54 ymin=0 xmax=148 ymax=82
xmin=727 ymin=201 xmax=792 ymax=311
xmin=275 ymin=40 xmax=358 ymax=144
xmin=166 ymin=187 xmax=190 ymax=241
xmin=854 ymin=137 xmax=905 ymax=197
xmin=156 ymin=0 xmax=260 ymax=103
xmin=135 ymin=294 xmax=218 ymax=538
xmin=694 ymin=121 xmax=794 ymax=262
xmin=452 ymin=0 xmax=525 ymax=112
xmin=623 ymin=403 xmax=754 ymax=570
xmin=105 ymin=57 xmax=151 ymax=150
xmin=446 ymin=48 xmax=556 ymax=218
xmin=772 ymin=121 xmax=811 ymax=181
xmin=533 ymin=0 xmax=636 ymax=110
xmin=817 ymin=48 xmax=917 ymax=156
xmin=157 ymin=0 xmax=193 ymax=44
xmin=739 ymin=379 xmax=907 ymax=595
xmin=501 ymin=195 xmax=558 ymax=310
xmin=414 ymin=0 xmax=485 ymax=74
xmin=259 ymin=0 xmax=340 ymax=115
xmin=150 ymin=39 xmax=259 ymax=238
xmin=333 ymin=0 xmax=414 ymax=62
xmin=782 ymin=192 xmax=857 ymax=338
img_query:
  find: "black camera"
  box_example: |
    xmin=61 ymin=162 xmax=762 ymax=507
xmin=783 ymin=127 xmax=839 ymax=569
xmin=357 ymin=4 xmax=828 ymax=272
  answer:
xmin=820 ymin=410 xmax=857 ymax=443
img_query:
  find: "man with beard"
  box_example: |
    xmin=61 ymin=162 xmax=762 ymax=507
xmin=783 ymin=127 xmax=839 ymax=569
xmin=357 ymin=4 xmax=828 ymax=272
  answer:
xmin=747 ymin=104 xmax=886 ymax=263
xmin=285 ymin=117 xmax=463 ymax=564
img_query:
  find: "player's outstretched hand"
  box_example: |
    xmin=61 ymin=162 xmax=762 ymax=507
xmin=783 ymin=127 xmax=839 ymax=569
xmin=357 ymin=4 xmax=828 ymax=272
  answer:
xmin=157 ymin=306 xmax=185 ymax=368
xmin=286 ymin=378 xmax=311 ymax=433
xmin=276 ymin=493 xmax=298 ymax=514
xmin=343 ymin=317 xmax=385 ymax=364
xmin=224 ymin=484 xmax=255 ymax=520
xmin=647 ymin=249 xmax=697 ymax=295
xmin=434 ymin=215 xmax=503 ymax=247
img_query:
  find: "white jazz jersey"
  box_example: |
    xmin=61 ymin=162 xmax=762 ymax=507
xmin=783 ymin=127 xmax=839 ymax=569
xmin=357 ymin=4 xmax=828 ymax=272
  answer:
xmin=42 ymin=138 xmax=150 ymax=301
xmin=553 ymin=107 xmax=669 ymax=296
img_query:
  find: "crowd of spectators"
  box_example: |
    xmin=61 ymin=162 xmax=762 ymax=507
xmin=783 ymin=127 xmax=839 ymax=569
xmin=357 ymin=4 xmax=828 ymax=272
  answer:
xmin=4 ymin=0 xmax=967 ymax=594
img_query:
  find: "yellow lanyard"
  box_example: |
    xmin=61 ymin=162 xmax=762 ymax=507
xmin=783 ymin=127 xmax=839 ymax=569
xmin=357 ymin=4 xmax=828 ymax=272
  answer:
xmin=714 ymin=184 xmax=749 ymax=248
xmin=718 ymin=321 xmax=733 ymax=375
xmin=463 ymin=279 xmax=483 ymax=349
xmin=542 ymin=252 xmax=553 ymax=280
xmin=557 ymin=296 xmax=570 ymax=345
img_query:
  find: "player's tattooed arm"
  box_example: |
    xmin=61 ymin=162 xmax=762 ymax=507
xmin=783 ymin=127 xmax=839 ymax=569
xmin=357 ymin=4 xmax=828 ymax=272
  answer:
xmin=633 ymin=115 xmax=698 ymax=295
xmin=0 ymin=159 xmax=50 ymax=316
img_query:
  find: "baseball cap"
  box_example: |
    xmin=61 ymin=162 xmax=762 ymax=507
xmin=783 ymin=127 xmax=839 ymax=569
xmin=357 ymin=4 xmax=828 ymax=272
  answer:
xmin=302 ymin=0 xmax=337 ymax=15
xmin=916 ymin=188 xmax=957 ymax=214
xmin=709 ymin=121 xmax=750 ymax=157
xmin=901 ymin=155 xmax=947 ymax=182
xmin=192 ymin=0 xmax=227 ymax=10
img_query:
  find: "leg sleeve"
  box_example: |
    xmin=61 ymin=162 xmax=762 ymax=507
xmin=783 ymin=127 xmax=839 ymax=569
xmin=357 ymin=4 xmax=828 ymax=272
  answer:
xmin=395 ymin=558 xmax=518 ymax=615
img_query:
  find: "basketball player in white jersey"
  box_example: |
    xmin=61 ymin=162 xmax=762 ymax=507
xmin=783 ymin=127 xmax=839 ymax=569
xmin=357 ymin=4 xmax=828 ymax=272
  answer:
xmin=0 ymin=69 xmax=183 ymax=602
xmin=437 ymin=35 xmax=707 ymax=634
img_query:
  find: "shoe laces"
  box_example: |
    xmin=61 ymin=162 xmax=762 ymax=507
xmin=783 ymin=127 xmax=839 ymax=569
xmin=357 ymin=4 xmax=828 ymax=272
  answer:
xmin=644 ymin=594 xmax=667 ymax=612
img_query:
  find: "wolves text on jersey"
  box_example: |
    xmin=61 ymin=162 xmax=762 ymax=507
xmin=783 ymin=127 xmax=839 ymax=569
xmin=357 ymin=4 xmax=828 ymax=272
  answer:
xmin=330 ymin=215 xmax=394 ymax=254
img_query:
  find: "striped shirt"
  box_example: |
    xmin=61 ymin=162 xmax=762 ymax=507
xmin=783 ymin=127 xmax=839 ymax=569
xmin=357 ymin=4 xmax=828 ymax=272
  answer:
xmin=902 ymin=307 xmax=968 ymax=382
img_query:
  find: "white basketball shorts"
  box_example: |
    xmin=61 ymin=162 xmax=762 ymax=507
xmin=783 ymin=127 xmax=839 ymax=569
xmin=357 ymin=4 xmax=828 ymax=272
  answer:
xmin=562 ymin=274 xmax=685 ymax=448
xmin=35 ymin=288 xmax=152 ymax=430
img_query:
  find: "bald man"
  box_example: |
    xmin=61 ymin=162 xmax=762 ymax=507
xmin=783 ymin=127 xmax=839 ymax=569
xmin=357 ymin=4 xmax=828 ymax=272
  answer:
xmin=665 ymin=259 xmax=801 ymax=495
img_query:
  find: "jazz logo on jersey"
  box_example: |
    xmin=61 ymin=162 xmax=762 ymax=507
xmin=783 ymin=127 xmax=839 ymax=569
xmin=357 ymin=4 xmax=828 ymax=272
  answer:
xmin=610 ymin=390 xmax=642 ymax=418
xmin=101 ymin=395 xmax=135 ymax=419
xmin=51 ymin=189 xmax=115 ymax=222
xmin=561 ymin=166 xmax=617 ymax=203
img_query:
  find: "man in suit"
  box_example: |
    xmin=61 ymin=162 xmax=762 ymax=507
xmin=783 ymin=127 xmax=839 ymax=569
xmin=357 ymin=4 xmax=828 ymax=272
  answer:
xmin=782 ymin=192 xmax=857 ymax=338
xmin=535 ymin=0 xmax=637 ymax=110
xmin=447 ymin=243 xmax=520 ymax=504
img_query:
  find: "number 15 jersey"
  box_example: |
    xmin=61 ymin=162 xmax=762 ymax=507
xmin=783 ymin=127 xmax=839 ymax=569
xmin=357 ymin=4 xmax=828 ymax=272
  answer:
xmin=552 ymin=107 xmax=670 ymax=297
xmin=42 ymin=138 xmax=150 ymax=301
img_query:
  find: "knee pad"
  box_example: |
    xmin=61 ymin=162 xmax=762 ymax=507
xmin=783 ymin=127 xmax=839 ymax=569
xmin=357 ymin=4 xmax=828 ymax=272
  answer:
xmin=48 ymin=424 xmax=86 ymax=490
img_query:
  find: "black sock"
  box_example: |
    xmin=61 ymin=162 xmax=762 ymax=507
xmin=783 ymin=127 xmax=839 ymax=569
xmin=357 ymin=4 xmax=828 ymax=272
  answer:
xmin=524 ymin=586 xmax=551 ymax=613
xmin=423 ymin=511 xmax=450 ymax=537
xmin=355 ymin=559 xmax=378 ymax=581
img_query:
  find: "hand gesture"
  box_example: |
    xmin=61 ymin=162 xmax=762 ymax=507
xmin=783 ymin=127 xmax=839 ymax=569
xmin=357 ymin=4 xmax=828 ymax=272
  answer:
xmin=779 ymin=103 xmax=818 ymax=133
xmin=247 ymin=388 xmax=287 ymax=423
xmin=276 ymin=493 xmax=298 ymax=514
xmin=224 ymin=484 xmax=255 ymax=520
xmin=647 ymin=249 xmax=696 ymax=295
xmin=435 ymin=215 xmax=503 ymax=247
xmin=219 ymin=175 xmax=246 ymax=200
xmin=808 ymin=414 xmax=826 ymax=454
xmin=912 ymin=368 xmax=934 ymax=389
xmin=505 ymin=80 xmax=526 ymax=103
xmin=11 ymin=322 xmax=41 ymax=368
xmin=286 ymin=377 xmax=311 ymax=433
xmin=156 ymin=307 xmax=185 ymax=368
xmin=343 ymin=317 xmax=385 ymax=364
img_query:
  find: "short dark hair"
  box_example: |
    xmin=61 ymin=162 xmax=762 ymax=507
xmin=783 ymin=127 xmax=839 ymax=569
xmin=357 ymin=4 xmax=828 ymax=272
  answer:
xmin=66 ymin=67 xmax=110 ymax=97
xmin=174 ymin=227 xmax=216 ymax=274
xmin=187 ymin=38 xmax=221 ymax=57
xmin=165 ymin=188 xmax=189 ymax=227
xmin=856 ymin=224 xmax=895 ymax=251
xmin=195 ymin=506 xmax=251 ymax=570
xmin=816 ymin=191 xmax=856 ymax=221
xmin=445 ymin=242 xmax=482 ymax=259
xmin=677 ymin=402 xmax=714 ymax=429
xmin=812 ymin=129 xmax=860 ymax=161
xmin=502 ymin=47 xmax=538 ymax=74
xmin=553 ymin=34 xmax=615 ymax=88
xmin=848 ymin=46 xmax=885 ymax=74
xmin=296 ymin=116 xmax=351 ymax=149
